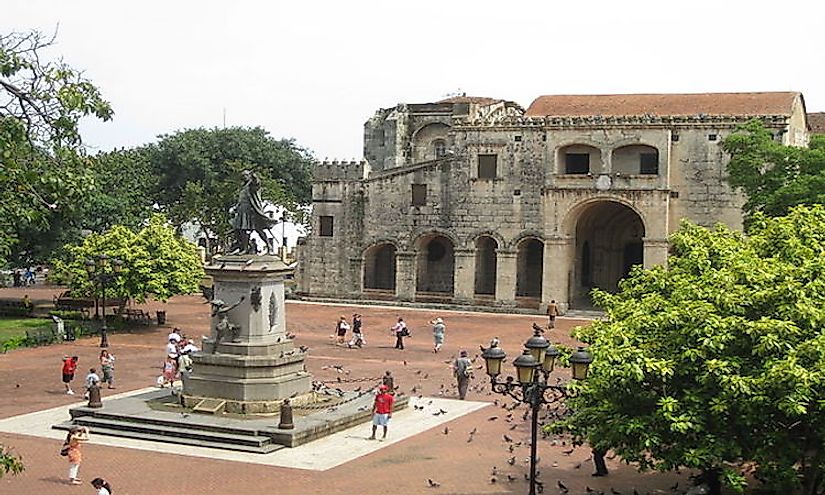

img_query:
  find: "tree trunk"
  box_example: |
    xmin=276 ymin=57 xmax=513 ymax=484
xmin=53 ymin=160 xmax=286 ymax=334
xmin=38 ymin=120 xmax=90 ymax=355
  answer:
xmin=701 ymin=468 xmax=722 ymax=495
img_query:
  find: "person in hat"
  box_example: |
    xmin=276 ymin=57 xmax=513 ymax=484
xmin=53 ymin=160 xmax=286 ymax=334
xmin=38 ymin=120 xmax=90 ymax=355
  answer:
xmin=453 ymin=350 xmax=473 ymax=400
xmin=430 ymin=317 xmax=446 ymax=353
xmin=335 ymin=315 xmax=350 ymax=346
xmin=369 ymin=384 xmax=395 ymax=440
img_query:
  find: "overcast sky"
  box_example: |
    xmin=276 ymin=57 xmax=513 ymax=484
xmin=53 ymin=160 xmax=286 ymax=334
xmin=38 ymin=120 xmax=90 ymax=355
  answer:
xmin=5 ymin=1 xmax=824 ymax=160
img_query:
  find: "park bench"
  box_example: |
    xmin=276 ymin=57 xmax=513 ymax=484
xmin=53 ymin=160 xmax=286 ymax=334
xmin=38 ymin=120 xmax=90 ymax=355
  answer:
xmin=53 ymin=291 xmax=94 ymax=318
xmin=119 ymin=308 xmax=153 ymax=324
xmin=0 ymin=299 xmax=34 ymax=316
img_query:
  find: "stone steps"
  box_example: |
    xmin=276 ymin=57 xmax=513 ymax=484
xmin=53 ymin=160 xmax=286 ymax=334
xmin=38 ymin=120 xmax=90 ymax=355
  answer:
xmin=53 ymin=416 xmax=284 ymax=454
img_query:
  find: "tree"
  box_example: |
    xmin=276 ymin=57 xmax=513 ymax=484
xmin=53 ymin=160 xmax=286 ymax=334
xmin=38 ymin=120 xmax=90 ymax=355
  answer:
xmin=50 ymin=215 xmax=204 ymax=304
xmin=0 ymin=30 xmax=113 ymax=264
xmin=557 ymin=206 xmax=825 ymax=494
xmin=724 ymin=120 xmax=825 ymax=227
xmin=145 ymin=127 xmax=313 ymax=251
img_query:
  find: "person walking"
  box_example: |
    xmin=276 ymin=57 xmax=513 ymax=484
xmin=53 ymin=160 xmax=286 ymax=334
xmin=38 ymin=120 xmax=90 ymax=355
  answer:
xmin=161 ymin=355 xmax=177 ymax=388
xmin=62 ymin=355 xmax=79 ymax=395
xmin=430 ymin=317 xmax=446 ymax=353
xmin=546 ymin=300 xmax=559 ymax=329
xmin=348 ymin=314 xmax=365 ymax=348
xmin=62 ymin=426 xmax=89 ymax=485
xmin=91 ymin=478 xmax=113 ymax=495
xmin=391 ymin=317 xmax=408 ymax=350
xmin=368 ymin=384 xmax=395 ymax=440
xmin=335 ymin=315 xmax=350 ymax=345
xmin=99 ymin=350 xmax=116 ymax=389
xmin=453 ymin=350 xmax=473 ymax=400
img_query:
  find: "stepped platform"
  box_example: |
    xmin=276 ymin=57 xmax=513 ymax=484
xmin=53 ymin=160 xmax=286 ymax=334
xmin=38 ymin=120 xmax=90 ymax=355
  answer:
xmin=53 ymin=388 xmax=408 ymax=452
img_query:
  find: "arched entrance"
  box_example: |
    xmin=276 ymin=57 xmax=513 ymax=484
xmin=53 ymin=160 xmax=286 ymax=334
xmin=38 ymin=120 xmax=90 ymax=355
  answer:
xmin=516 ymin=238 xmax=543 ymax=299
xmin=573 ymin=201 xmax=644 ymax=306
xmin=363 ymin=243 xmax=396 ymax=291
xmin=474 ymin=236 xmax=497 ymax=296
xmin=415 ymin=234 xmax=455 ymax=295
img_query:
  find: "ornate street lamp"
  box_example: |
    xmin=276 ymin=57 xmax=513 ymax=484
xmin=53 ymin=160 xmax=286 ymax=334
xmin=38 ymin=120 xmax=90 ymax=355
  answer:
xmin=86 ymin=255 xmax=123 ymax=348
xmin=482 ymin=327 xmax=593 ymax=495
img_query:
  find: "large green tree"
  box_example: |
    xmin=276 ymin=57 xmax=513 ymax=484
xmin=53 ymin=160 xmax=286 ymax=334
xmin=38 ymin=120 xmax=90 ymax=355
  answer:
xmin=724 ymin=120 xmax=825 ymax=226
xmin=558 ymin=206 xmax=825 ymax=494
xmin=0 ymin=30 xmax=113 ymax=264
xmin=145 ymin=127 xmax=313 ymax=251
xmin=50 ymin=215 xmax=204 ymax=304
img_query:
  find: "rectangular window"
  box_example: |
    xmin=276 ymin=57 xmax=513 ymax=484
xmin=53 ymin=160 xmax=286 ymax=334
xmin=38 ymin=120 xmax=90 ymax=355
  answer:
xmin=565 ymin=153 xmax=590 ymax=174
xmin=708 ymin=134 xmax=718 ymax=141
xmin=478 ymin=154 xmax=498 ymax=179
xmin=319 ymin=216 xmax=333 ymax=237
xmin=411 ymin=184 xmax=427 ymax=206
xmin=639 ymin=153 xmax=659 ymax=175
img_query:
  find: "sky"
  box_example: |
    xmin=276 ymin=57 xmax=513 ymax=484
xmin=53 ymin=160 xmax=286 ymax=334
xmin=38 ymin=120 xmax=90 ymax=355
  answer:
xmin=4 ymin=0 xmax=825 ymax=161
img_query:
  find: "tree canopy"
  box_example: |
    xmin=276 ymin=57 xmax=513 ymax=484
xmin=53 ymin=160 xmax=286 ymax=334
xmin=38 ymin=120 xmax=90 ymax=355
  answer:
xmin=724 ymin=120 xmax=825 ymax=227
xmin=0 ymin=30 xmax=113 ymax=265
xmin=50 ymin=215 xmax=204 ymax=304
xmin=144 ymin=126 xmax=314 ymax=250
xmin=558 ymin=205 xmax=825 ymax=494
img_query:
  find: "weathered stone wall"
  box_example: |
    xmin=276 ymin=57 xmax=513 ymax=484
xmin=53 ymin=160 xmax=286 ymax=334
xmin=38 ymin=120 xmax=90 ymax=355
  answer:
xmin=300 ymin=95 xmax=811 ymax=311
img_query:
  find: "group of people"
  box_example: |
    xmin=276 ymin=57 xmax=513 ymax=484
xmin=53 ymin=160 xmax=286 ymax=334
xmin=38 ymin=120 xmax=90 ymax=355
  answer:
xmin=334 ymin=314 xmax=365 ymax=348
xmin=60 ymin=426 xmax=114 ymax=493
xmin=61 ymin=351 xmax=116 ymax=397
xmin=11 ymin=266 xmax=38 ymax=287
xmin=160 ymin=328 xmax=199 ymax=387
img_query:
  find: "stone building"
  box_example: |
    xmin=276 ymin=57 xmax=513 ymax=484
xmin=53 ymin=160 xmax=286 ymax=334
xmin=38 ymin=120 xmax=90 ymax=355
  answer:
xmin=297 ymin=92 xmax=811 ymax=312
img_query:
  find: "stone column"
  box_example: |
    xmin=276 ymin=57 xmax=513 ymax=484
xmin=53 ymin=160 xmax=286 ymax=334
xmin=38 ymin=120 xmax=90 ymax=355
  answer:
xmin=494 ymin=249 xmax=517 ymax=307
xmin=542 ymin=237 xmax=573 ymax=314
xmin=395 ymin=251 xmax=416 ymax=302
xmin=642 ymin=237 xmax=669 ymax=269
xmin=453 ymin=248 xmax=475 ymax=305
xmin=348 ymin=257 xmax=363 ymax=297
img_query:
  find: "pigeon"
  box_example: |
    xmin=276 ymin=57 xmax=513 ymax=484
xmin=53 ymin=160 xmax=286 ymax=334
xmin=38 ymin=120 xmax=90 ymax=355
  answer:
xmin=427 ymin=479 xmax=440 ymax=488
xmin=562 ymin=448 xmax=575 ymax=455
xmin=507 ymin=456 xmax=516 ymax=465
xmin=557 ymin=480 xmax=569 ymax=493
xmin=488 ymin=416 xmax=498 ymax=421
xmin=442 ymin=426 xmax=449 ymax=435
xmin=466 ymin=435 xmax=473 ymax=443
xmin=490 ymin=477 xmax=497 ymax=484
xmin=610 ymin=489 xmax=622 ymax=495
xmin=503 ymin=434 xmax=513 ymax=443
xmin=469 ymin=427 xmax=477 ymax=435
xmin=507 ymin=474 xmax=517 ymax=482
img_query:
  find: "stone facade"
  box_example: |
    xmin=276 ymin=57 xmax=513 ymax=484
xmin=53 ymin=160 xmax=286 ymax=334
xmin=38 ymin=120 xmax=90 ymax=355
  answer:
xmin=297 ymin=92 xmax=810 ymax=312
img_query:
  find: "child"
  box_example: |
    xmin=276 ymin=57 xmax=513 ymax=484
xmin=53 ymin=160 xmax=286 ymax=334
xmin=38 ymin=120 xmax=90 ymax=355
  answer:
xmin=85 ymin=368 xmax=101 ymax=399
xmin=348 ymin=314 xmax=365 ymax=348
xmin=62 ymin=356 xmax=79 ymax=395
xmin=91 ymin=477 xmax=113 ymax=495
xmin=161 ymin=355 xmax=177 ymax=388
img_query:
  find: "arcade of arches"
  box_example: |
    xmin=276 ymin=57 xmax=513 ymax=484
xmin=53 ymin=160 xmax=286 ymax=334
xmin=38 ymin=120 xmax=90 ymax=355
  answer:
xmin=359 ymin=201 xmax=651 ymax=310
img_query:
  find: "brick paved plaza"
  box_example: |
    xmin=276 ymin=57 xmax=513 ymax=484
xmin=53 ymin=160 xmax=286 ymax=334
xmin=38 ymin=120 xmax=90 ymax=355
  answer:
xmin=0 ymin=288 xmax=684 ymax=494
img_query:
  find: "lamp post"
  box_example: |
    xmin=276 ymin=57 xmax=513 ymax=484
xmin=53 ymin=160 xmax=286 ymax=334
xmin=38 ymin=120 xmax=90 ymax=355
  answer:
xmin=85 ymin=255 xmax=123 ymax=348
xmin=482 ymin=326 xmax=593 ymax=495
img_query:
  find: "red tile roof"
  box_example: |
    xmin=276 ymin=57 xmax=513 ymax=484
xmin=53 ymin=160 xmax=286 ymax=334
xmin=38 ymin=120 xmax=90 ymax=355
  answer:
xmin=808 ymin=113 xmax=825 ymax=134
xmin=525 ymin=92 xmax=800 ymax=117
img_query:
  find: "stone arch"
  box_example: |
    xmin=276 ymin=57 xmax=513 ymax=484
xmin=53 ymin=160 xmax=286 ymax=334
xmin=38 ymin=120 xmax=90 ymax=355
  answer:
xmin=474 ymin=235 xmax=498 ymax=295
xmin=568 ymin=199 xmax=645 ymax=307
xmin=515 ymin=237 xmax=544 ymax=298
xmin=412 ymin=228 xmax=461 ymax=250
xmin=363 ymin=242 xmax=397 ymax=291
xmin=611 ymin=144 xmax=660 ymax=175
xmin=412 ymin=123 xmax=450 ymax=163
xmin=414 ymin=233 xmax=455 ymax=294
xmin=556 ymin=143 xmax=603 ymax=175
xmin=508 ymin=230 xmax=545 ymax=250
xmin=561 ymin=196 xmax=648 ymax=237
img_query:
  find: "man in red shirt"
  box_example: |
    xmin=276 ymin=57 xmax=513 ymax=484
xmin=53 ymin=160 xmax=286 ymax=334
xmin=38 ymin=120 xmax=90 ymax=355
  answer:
xmin=62 ymin=355 xmax=79 ymax=395
xmin=369 ymin=384 xmax=394 ymax=440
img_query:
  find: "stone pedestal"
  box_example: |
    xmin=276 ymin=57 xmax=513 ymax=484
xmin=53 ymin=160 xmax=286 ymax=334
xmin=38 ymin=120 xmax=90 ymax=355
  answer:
xmin=183 ymin=255 xmax=312 ymax=405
